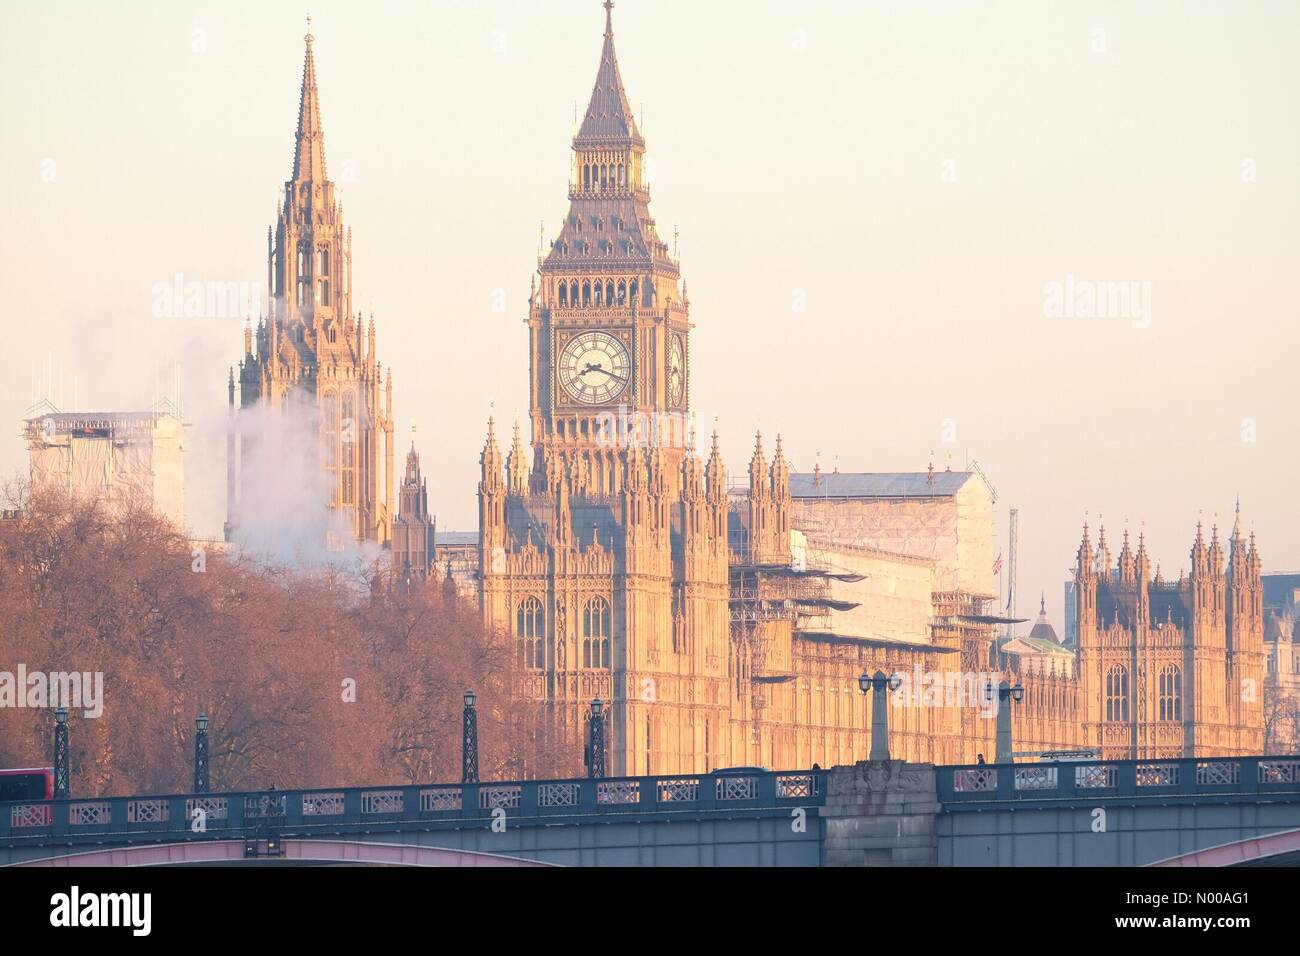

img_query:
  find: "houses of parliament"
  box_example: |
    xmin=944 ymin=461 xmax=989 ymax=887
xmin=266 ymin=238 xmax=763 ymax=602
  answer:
xmin=227 ymin=4 xmax=1270 ymax=776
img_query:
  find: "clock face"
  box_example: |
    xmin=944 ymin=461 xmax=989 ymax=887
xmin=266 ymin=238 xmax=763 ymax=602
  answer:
xmin=668 ymin=334 xmax=685 ymax=407
xmin=559 ymin=331 xmax=630 ymax=405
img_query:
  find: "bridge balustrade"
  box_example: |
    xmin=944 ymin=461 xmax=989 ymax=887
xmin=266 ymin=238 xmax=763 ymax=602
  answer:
xmin=0 ymin=769 xmax=824 ymax=847
xmin=939 ymin=756 xmax=1300 ymax=806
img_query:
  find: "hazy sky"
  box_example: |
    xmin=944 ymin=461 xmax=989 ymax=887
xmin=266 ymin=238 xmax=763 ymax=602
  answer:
xmin=2 ymin=0 xmax=1297 ymax=629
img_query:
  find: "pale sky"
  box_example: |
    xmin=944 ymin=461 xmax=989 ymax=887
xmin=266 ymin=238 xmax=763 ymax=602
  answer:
xmin=2 ymin=0 xmax=1297 ymax=629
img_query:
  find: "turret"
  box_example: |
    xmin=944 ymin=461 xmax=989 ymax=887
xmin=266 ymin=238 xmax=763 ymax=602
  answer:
xmin=478 ymin=418 xmax=506 ymax=565
xmin=507 ymin=421 xmax=529 ymax=496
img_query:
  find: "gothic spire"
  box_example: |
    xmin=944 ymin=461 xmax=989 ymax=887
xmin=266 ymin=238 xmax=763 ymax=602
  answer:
xmin=292 ymin=17 xmax=327 ymax=183
xmin=576 ymin=2 xmax=644 ymax=148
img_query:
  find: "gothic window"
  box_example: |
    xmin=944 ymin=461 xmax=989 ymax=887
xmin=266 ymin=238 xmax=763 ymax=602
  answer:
xmin=1158 ymin=665 xmax=1182 ymax=721
xmin=322 ymin=391 xmax=339 ymax=505
xmin=583 ymin=164 xmax=590 ymax=191
xmin=618 ymin=163 xmax=625 ymax=189
xmin=617 ymin=280 xmax=626 ymax=305
xmin=582 ymin=596 xmax=611 ymax=669
xmin=594 ymin=281 xmax=603 ymax=307
xmin=318 ymin=248 xmax=330 ymax=276
xmin=582 ymin=281 xmax=591 ymax=307
xmin=605 ymin=280 xmax=614 ymax=303
xmin=516 ymin=596 xmax=545 ymax=670
xmin=340 ymin=392 xmax=356 ymax=506
xmin=559 ymin=283 xmax=568 ymax=307
xmin=296 ymin=244 xmax=311 ymax=308
xmin=630 ymin=279 xmax=639 ymax=304
xmin=1105 ymin=664 xmax=1129 ymax=722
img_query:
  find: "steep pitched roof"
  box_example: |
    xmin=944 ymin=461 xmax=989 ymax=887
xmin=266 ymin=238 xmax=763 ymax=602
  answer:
xmin=575 ymin=2 xmax=644 ymax=147
xmin=1027 ymin=595 xmax=1061 ymax=645
xmin=788 ymin=472 xmax=976 ymax=500
xmin=292 ymin=25 xmax=327 ymax=183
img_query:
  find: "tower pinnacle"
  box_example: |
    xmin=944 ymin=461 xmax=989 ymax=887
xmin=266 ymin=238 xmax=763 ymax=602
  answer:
xmin=293 ymin=19 xmax=327 ymax=183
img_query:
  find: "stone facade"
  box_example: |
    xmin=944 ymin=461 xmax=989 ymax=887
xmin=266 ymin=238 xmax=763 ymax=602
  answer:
xmin=821 ymin=761 xmax=940 ymax=867
xmin=226 ymin=26 xmax=394 ymax=547
xmin=457 ymin=4 xmax=1268 ymax=775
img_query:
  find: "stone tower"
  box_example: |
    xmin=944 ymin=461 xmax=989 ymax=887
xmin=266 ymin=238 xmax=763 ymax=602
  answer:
xmin=528 ymin=0 xmax=690 ymax=495
xmin=227 ymin=22 xmax=394 ymax=547
xmin=392 ymin=442 xmax=435 ymax=588
xmin=478 ymin=2 xmax=731 ymax=776
xmin=1074 ymin=514 xmax=1265 ymax=759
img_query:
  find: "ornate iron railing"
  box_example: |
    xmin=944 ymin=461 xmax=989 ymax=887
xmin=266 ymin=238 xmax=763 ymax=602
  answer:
xmin=0 ymin=769 xmax=827 ymax=847
xmin=940 ymin=755 xmax=1300 ymax=805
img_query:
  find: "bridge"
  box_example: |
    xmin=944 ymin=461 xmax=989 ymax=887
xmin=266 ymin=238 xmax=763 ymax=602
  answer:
xmin=3 ymin=757 xmax=1299 ymax=867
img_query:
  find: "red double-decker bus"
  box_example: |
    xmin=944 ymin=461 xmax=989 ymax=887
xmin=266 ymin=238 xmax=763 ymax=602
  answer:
xmin=0 ymin=767 xmax=55 ymax=802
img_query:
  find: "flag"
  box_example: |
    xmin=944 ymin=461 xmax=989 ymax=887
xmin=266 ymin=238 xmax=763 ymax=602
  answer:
xmin=993 ymin=553 xmax=1003 ymax=575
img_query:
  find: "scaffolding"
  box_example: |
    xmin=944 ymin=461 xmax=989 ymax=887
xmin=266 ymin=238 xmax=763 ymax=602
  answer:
xmin=728 ymin=541 xmax=864 ymax=750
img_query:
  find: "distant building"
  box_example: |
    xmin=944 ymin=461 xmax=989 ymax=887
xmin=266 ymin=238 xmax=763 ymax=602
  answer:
xmin=391 ymin=443 xmax=434 ymax=589
xmin=24 ymin=405 xmax=185 ymax=529
xmin=1002 ymin=597 xmax=1074 ymax=677
xmin=1263 ymin=573 xmax=1300 ymax=751
xmin=1062 ymin=580 xmax=1078 ymax=648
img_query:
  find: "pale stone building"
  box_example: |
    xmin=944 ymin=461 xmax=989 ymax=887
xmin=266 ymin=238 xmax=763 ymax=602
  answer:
xmin=384 ymin=4 xmax=1268 ymax=773
xmin=25 ymin=405 xmax=185 ymax=529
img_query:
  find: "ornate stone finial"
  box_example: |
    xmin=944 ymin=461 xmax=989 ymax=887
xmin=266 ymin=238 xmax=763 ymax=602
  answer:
xmin=604 ymin=0 xmax=614 ymax=36
xmin=305 ymin=14 xmax=313 ymax=46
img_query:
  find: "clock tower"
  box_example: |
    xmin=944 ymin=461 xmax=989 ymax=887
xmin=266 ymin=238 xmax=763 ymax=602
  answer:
xmin=529 ymin=0 xmax=690 ymax=496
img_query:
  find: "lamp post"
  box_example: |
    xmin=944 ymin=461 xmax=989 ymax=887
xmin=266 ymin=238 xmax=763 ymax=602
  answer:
xmin=586 ymin=698 xmax=606 ymax=779
xmin=194 ymin=713 xmax=210 ymax=793
xmin=462 ymin=689 xmax=479 ymax=783
xmin=987 ymin=679 xmax=1025 ymax=764
xmin=858 ymin=670 xmax=902 ymax=761
xmin=53 ymin=707 xmax=70 ymax=799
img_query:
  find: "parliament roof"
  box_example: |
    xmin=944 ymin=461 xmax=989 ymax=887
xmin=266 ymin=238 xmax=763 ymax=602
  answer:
xmin=788 ymin=471 xmax=977 ymax=500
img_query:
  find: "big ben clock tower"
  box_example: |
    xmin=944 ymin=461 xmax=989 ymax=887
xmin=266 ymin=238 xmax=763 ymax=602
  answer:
xmin=528 ymin=0 xmax=690 ymax=496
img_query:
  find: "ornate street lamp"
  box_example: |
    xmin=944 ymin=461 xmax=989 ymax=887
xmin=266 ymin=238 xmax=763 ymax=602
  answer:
xmin=462 ymin=689 xmax=479 ymax=783
xmin=858 ymin=671 xmax=902 ymax=761
xmin=586 ymin=698 xmax=606 ymax=779
xmin=53 ymin=707 xmax=70 ymax=799
xmin=194 ymin=713 xmax=210 ymax=793
xmin=986 ymin=679 xmax=1025 ymax=763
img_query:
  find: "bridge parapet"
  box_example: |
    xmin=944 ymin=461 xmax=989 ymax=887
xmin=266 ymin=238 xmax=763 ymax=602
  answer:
xmin=1 ymin=770 xmax=824 ymax=852
xmin=939 ymin=756 xmax=1300 ymax=809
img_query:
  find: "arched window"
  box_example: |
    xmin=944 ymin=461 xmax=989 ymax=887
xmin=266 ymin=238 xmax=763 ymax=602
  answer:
xmin=583 ymin=164 xmax=590 ymax=191
xmin=559 ymin=283 xmax=568 ymax=307
xmin=1105 ymin=665 xmax=1129 ymax=722
xmin=340 ymin=392 xmax=356 ymax=506
xmin=1158 ymin=665 xmax=1182 ymax=721
xmin=630 ymin=279 xmax=639 ymax=304
xmin=582 ymin=596 xmax=611 ymax=669
xmin=616 ymin=280 xmax=626 ymax=305
xmin=516 ymin=596 xmax=545 ymax=670
xmin=594 ymin=281 xmax=603 ymax=307
xmin=582 ymin=281 xmax=591 ymax=307
xmin=570 ymin=280 xmax=579 ymax=305
xmin=322 ymin=391 xmax=339 ymax=506
xmin=605 ymin=280 xmax=614 ymax=303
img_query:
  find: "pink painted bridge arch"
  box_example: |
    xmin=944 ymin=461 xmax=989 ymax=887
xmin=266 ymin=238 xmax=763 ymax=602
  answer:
xmin=7 ymin=839 xmax=554 ymax=868
xmin=1149 ymin=828 xmax=1300 ymax=867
